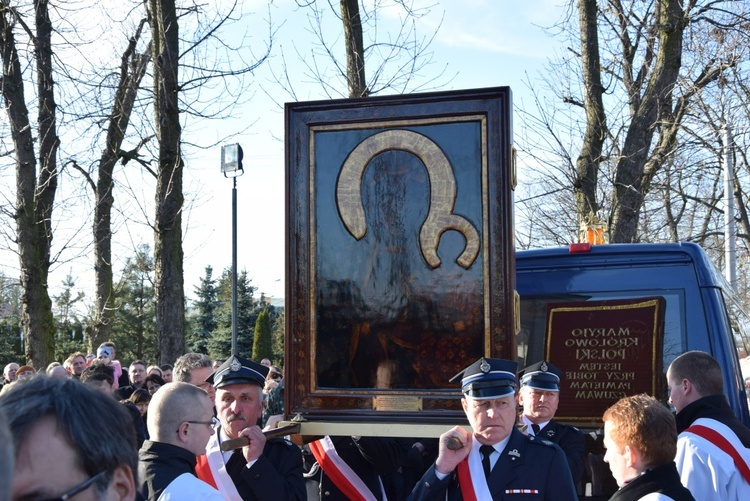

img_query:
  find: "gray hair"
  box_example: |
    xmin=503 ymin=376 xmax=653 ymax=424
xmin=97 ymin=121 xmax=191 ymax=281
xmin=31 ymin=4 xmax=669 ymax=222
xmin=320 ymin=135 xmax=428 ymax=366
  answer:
xmin=0 ymin=376 xmax=138 ymax=494
xmin=2 ymin=363 xmax=17 ymax=378
xmin=173 ymin=353 xmax=213 ymax=383
xmin=0 ymin=408 xmax=12 ymax=501
xmin=148 ymin=382 xmax=209 ymax=442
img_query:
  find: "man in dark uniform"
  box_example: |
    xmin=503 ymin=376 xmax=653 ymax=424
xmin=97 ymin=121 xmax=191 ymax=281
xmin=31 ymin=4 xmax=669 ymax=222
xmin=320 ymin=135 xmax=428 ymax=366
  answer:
xmin=408 ymin=357 xmax=577 ymax=501
xmin=518 ymin=360 xmax=585 ymax=487
xmin=195 ymin=355 xmax=305 ymax=500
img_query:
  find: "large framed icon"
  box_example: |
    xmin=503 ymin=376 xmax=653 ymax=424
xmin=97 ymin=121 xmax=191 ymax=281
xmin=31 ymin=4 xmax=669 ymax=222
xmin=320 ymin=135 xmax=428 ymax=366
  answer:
xmin=285 ymin=87 xmax=515 ymax=423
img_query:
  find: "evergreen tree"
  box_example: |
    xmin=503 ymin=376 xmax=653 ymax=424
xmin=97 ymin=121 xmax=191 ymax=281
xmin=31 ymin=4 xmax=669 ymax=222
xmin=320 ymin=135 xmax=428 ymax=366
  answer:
xmin=111 ymin=245 xmax=157 ymax=364
xmin=0 ymin=273 xmax=24 ymax=366
xmin=271 ymin=309 xmax=285 ymax=365
xmin=207 ymin=268 xmax=258 ymax=360
xmin=52 ymin=272 xmax=88 ymax=362
xmin=187 ymin=266 xmax=218 ymax=354
xmin=252 ymin=308 xmax=273 ymax=362
xmin=235 ymin=270 xmax=258 ymax=356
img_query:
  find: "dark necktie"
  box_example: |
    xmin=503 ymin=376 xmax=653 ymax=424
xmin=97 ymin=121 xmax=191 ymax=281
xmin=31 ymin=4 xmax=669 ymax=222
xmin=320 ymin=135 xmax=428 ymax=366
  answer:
xmin=226 ymin=449 xmax=245 ymax=472
xmin=480 ymin=444 xmax=495 ymax=479
xmin=531 ymin=423 xmax=541 ymax=436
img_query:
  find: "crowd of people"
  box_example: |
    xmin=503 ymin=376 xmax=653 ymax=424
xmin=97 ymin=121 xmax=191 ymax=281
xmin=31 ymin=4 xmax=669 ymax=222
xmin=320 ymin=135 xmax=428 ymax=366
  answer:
xmin=0 ymin=348 xmax=749 ymax=500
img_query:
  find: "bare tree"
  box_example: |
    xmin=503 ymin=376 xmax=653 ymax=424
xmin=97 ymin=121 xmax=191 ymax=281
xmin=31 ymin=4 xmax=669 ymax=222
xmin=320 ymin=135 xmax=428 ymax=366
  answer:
xmin=340 ymin=0 xmax=367 ymax=97
xmin=148 ymin=0 xmax=185 ymax=364
xmin=574 ymin=0 xmax=605 ymax=225
xmin=2 ymin=0 xmax=272 ymax=367
xmin=144 ymin=0 xmax=273 ymax=364
xmin=268 ymin=0 xmax=448 ymax=102
xmin=1 ymin=0 xmax=60 ymax=368
xmin=517 ymin=0 xmax=750 ymax=245
xmin=70 ymin=18 xmax=152 ymax=351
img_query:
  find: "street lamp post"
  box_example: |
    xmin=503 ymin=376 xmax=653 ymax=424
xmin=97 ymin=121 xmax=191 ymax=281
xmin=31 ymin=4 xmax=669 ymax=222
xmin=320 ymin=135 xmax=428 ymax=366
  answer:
xmin=221 ymin=144 xmax=244 ymax=356
xmin=723 ymin=125 xmax=737 ymax=291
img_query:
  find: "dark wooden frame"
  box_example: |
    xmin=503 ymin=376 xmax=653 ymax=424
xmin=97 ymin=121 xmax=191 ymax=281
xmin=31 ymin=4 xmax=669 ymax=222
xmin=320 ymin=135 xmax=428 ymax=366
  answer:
xmin=285 ymin=87 xmax=515 ymax=423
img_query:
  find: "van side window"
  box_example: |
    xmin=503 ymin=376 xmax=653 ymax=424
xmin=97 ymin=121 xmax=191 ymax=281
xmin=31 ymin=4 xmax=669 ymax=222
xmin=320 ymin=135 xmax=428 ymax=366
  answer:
xmin=518 ymin=289 xmax=685 ymax=405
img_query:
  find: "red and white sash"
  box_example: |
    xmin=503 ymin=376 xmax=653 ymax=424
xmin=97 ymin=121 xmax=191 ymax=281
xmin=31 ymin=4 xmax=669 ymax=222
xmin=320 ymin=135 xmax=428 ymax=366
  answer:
xmin=309 ymin=436 xmax=387 ymax=501
xmin=454 ymin=441 xmax=491 ymax=501
xmin=195 ymin=430 xmax=243 ymax=501
xmin=685 ymin=418 xmax=750 ymax=484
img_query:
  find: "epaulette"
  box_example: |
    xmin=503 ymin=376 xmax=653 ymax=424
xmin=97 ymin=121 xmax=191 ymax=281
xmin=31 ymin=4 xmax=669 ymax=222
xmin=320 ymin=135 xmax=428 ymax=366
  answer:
xmin=268 ymin=436 xmax=297 ymax=448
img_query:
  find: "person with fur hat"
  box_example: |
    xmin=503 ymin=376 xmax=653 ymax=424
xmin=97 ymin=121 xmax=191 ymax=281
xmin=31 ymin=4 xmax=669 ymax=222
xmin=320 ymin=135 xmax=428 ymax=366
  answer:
xmin=195 ymin=355 xmax=305 ymax=500
xmin=518 ymin=360 xmax=585 ymax=488
xmin=408 ymin=357 xmax=577 ymax=500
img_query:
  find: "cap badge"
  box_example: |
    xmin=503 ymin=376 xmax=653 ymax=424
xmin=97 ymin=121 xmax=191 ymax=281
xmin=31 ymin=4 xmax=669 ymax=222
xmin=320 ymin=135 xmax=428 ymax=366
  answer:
xmin=230 ymin=357 xmax=241 ymax=372
xmin=480 ymin=359 xmax=491 ymax=373
xmin=508 ymin=449 xmax=520 ymax=458
xmin=540 ymin=361 xmax=548 ymax=372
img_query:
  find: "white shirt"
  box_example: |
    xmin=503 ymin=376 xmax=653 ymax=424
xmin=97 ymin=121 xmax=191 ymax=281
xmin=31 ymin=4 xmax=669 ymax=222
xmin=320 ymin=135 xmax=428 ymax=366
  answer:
xmin=675 ymin=417 xmax=750 ymax=501
xmin=158 ymin=473 xmax=224 ymax=501
xmin=519 ymin=415 xmax=551 ymax=436
xmin=434 ymin=432 xmax=512 ymax=480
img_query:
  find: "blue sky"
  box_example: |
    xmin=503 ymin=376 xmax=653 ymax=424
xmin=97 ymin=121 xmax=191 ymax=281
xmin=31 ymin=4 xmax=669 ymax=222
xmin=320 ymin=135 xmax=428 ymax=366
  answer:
xmin=2 ymin=0 xmax=567 ymax=306
xmin=175 ymin=0 xmax=566 ymax=300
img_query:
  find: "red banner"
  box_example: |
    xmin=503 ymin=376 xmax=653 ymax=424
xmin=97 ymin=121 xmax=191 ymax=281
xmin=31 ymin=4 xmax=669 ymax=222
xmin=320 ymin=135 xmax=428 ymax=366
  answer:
xmin=544 ymin=297 xmax=665 ymax=422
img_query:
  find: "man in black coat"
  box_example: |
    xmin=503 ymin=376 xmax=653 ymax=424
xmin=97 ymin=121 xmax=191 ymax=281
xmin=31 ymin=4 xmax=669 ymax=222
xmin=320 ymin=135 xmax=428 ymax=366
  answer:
xmin=517 ymin=360 xmax=585 ymax=487
xmin=115 ymin=359 xmax=147 ymax=401
xmin=81 ymin=362 xmax=147 ymax=449
xmin=408 ymin=358 xmax=577 ymax=501
xmin=195 ymin=355 xmax=305 ymax=500
xmin=138 ymin=382 xmax=222 ymax=500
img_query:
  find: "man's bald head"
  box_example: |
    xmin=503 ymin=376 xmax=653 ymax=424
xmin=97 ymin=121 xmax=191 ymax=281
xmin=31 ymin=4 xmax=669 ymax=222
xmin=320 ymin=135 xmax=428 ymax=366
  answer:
xmin=147 ymin=382 xmax=211 ymax=444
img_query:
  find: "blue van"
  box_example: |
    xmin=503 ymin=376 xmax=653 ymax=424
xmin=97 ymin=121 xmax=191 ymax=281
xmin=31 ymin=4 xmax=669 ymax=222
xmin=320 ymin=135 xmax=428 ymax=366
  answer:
xmin=516 ymin=243 xmax=750 ymax=428
xmin=516 ymin=242 xmax=750 ymax=495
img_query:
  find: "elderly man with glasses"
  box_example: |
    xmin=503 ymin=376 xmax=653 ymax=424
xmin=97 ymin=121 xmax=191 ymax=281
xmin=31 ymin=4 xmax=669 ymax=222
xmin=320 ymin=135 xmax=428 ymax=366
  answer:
xmin=0 ymin=375 xmax=140 ymax=501
xmin=138 ymin=382 xmax=223 ymax=500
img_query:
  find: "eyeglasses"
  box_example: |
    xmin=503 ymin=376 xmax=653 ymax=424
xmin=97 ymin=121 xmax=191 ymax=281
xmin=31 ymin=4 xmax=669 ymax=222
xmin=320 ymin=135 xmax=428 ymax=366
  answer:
xmin=39 ymin=469 xmax=107 ymax=501
xmin=270 ymin=373 xmax=282 ymax=380
xmin=177 ymin=420 xmax=216 ymax=434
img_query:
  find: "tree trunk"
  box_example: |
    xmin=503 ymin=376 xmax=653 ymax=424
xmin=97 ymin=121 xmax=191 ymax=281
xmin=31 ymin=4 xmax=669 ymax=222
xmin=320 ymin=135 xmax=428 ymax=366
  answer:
xmin=90 ymin=21 xmax=151 ymax=352
xmin=340 ymin=0 xmax=368 ymax=98
xmin=1 ymin=0 xmax=59 ymax=369
xmin=150 ymin=0 xmax=185 ymax=365
xmin=575 ymin=0 xmax=606 ymax=228
xmin=610 ymin=0 xmax=685 ymax=242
